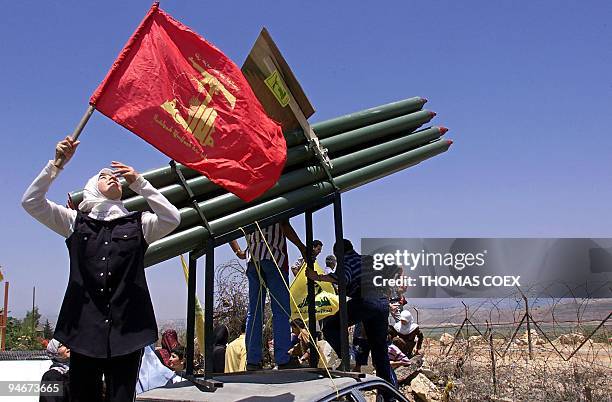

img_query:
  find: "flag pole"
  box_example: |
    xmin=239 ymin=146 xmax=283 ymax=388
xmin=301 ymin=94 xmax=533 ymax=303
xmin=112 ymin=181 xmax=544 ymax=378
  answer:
xmin=71 ymin=104 xmax=95 ymax=141
xmin=56 ymin=104 xmax=95 ymax=167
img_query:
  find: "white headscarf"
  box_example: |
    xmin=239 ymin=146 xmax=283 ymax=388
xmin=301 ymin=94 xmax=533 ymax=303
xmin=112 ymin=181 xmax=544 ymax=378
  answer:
xmin=78 ymin=168 xmax=129 ymax=221
xmin=46 ymin=339 xmax=69 ymax=373
xmin=393 ymin=309 xmax=419 ymax=335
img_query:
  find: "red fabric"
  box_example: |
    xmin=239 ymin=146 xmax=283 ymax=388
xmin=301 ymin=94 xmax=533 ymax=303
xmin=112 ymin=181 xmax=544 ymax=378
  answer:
xmin=161 ymin=329 xmax=179 ymax=351
xmin=156 ymin=348 xmax=171 ymax=367
xmin=90 ymin=3 xmax=286 ymax=202
xmin=156 ymin=329 xmax=180 ymax=367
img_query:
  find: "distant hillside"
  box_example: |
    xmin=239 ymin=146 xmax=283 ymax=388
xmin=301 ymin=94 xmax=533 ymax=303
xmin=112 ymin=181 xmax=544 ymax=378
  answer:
xmin=412 ymin=298 xmax=611 ymax=326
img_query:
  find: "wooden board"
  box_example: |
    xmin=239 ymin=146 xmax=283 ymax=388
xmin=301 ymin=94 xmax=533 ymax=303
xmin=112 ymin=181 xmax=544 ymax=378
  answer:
xmin=241 ymin=28 xmax=315 ymax=133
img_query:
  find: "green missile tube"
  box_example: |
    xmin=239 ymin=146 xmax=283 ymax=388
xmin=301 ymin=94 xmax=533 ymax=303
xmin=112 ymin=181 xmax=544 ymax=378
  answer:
xmin=285 ymin=110 xmax=435 ymax=167
xmin=144 ymin=138 xmax=452 ymax=267
xmin=173 ymin=126 xmax=447 ymax=231
xmin=117 ymin=110 xmax=435 ymax=212
xmin=69 ymin=97 xmax=427 ymax=205
xmin=284 ymin=96 xmax=427 ymax=147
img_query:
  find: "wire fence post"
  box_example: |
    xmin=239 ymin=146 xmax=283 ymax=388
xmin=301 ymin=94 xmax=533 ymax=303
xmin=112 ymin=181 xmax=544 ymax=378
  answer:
xmin=487 ymin=320 xmax=497 ymax=396
xmin=523 ymin=294 xmax=533 ymax=360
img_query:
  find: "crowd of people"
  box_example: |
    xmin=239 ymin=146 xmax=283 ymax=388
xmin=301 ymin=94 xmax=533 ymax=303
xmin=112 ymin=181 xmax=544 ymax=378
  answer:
xmin=25 ymin=137 xmax=422 ymax=401
xmin=230 ymin=232 xmax=424 ymax=390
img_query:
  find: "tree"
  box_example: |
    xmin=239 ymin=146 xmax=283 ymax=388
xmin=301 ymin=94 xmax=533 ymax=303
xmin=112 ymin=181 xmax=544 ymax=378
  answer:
xmin=5 ymin=307 xmax=45 ymax=350
xmin=22 ymin=307 xmax=41 ymax=334
xmin=43 ymin=319 xmax=54 ymax=339
xmin=4 ymin=316 xmax=21 ymax=349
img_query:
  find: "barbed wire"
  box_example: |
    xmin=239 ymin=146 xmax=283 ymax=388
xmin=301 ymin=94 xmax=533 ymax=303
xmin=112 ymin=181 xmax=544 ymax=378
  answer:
xmin=193 ymin=260 xmax=611 ymax=399
xmin=404 ymin=285 xmax=611 ymax=400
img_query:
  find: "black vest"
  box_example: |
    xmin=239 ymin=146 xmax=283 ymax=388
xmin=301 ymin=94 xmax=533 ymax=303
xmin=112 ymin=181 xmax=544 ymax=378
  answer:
xmin=54 ymin=211 xmax=158 ymax=358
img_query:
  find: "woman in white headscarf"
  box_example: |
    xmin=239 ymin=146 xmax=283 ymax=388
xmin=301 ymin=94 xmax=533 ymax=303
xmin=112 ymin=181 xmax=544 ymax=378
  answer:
xmin=23 ymin=136 xmax=181 ymax=402
xmin=389 ymin=309 xmax=423 ymax=357
xmin=40 ymin=339 xmax=70 ymax=402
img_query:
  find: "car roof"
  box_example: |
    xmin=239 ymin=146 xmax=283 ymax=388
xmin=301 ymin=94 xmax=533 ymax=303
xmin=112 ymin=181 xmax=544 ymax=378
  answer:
xmin=137 ymin=371 xmax=383 ymax=402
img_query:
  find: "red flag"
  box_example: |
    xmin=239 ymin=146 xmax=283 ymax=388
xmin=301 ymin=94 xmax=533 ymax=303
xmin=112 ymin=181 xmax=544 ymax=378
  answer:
xmin=90 ymin=3 xmax=286 ymax=202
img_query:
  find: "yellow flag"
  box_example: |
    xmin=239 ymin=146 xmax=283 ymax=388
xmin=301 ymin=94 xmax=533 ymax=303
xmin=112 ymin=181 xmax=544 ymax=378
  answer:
xmin=180 ymin=255 xmax=206 ymax=356
xmin=290 ymin=262 xmax=339 ymax=321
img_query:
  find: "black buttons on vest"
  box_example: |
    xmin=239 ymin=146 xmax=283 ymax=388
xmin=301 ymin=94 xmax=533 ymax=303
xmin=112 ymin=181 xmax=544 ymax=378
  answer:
xmin=55 ymin=211 xmax=158 ymax=358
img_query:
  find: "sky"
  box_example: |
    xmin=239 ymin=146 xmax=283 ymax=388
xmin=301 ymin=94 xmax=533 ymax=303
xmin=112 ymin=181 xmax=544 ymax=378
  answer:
xmin=1 ymin=1 xmax=611 ymax=320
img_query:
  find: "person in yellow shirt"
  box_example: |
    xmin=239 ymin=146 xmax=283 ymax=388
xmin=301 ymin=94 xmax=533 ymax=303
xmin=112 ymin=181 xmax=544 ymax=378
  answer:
xmin=224 ymin=321 xmax=247 ymax=373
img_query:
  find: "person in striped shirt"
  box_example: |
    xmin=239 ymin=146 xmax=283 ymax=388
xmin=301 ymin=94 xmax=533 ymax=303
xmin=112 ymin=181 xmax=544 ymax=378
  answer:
xmin=229 ymin=221 xmax=306 ymax=370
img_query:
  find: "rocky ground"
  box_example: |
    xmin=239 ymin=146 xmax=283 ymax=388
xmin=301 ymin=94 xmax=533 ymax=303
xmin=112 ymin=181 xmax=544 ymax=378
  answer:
xmin=364 ymin=331 xmax=611 ymax=401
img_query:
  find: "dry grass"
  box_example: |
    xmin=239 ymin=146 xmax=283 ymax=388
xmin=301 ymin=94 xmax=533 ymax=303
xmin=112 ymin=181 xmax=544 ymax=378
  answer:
xmin=422 ymin=339 xmax=612 ymax=401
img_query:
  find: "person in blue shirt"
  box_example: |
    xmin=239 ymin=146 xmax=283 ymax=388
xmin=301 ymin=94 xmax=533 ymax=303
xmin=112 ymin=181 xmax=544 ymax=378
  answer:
xmin=306 ymin=239 xmax=397 ymax=388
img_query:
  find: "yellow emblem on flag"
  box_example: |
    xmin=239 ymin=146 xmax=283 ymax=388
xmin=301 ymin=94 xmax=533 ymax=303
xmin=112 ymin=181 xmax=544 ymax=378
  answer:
xmin=180 ymin=255 xmax=206 ymax=353
xmin=290 ymin=262 xmax=339 ymax=322
xmin=161 ymin=57 xmax=237 ymax=148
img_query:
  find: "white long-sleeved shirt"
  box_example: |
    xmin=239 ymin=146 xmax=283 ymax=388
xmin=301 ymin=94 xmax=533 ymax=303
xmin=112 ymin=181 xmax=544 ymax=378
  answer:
xmin=22 ymin=161 xmax=181 ymax=244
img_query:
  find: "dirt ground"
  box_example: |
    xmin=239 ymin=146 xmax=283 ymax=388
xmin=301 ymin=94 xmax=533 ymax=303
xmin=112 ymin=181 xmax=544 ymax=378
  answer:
xmin=408 ymin=338 xmax=612 ymax=401
xmin=353 ymin=338 xmax=611 ymax=401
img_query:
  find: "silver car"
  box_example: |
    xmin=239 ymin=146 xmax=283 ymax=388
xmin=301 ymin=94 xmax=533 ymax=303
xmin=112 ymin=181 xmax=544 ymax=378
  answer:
xmin=137 ymin=370 xmax=408 ymax=402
